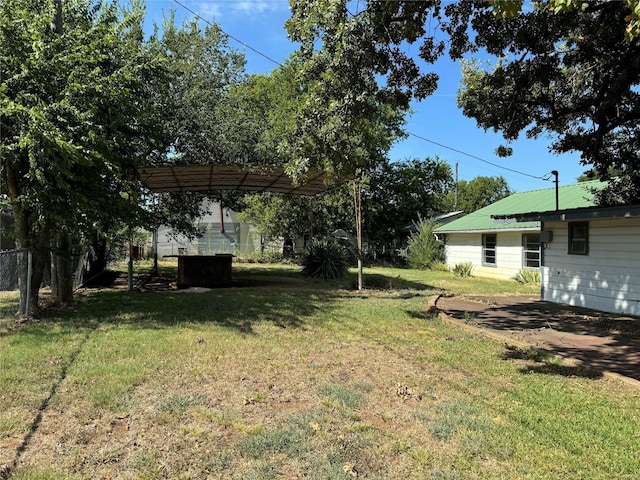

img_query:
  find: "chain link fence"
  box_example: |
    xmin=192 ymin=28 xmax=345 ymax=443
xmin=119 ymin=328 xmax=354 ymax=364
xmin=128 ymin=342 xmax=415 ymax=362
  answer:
xmin=0 ymin=249 xmax=89 ymax=324
xmin=0 ymin=249 xmax=28 ymax=326
xmin=0 ymin=249 xmax=21 ymax=291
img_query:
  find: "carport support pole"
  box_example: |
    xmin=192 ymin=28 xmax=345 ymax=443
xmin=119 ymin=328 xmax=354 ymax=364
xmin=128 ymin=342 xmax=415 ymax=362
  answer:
xmin=127 ymin=228 xmax=134 ymax=292
xmin=354 ymin=179 xmax=363 ymax=291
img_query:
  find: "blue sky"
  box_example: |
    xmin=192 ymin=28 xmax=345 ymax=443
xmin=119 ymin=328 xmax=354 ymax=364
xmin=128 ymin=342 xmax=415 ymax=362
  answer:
xmin=143 ymin=0 xmax=588 ymax=193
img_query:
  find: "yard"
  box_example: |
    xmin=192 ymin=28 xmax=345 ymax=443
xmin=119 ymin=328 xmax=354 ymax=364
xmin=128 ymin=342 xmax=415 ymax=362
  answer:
xmin=1 ymin=263 xmax=639 ymax=479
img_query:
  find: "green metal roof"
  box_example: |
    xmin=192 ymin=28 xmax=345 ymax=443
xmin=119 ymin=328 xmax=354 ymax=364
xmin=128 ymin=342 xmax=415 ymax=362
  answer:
xmin=435 ymin=180 xmax=605 ymax=233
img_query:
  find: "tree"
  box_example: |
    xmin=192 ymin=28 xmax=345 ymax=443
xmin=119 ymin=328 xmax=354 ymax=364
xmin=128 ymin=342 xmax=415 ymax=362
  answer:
xmin=286 ymin=1 xmax=640 ymax=205
xmin=364 ymin=158 xmax=453 ymax=249
xmin=0 ymin=0 xmax=168 ymax=314
xmin=232 ymin=56 xmax=407 ymax=251
xmin=446 ymin=0 xmax=640 ymax=204
xmin=154 ymin=13 xmax=247 ymax=169
xmin=444 ymin=176 xmax=511 ymax=213
xmin=139 ymin=13 xmax=250 ymax=258
xmin=400 ymin=218 xmax=444 ymax=269
xmin=284 ymin=1 xmax=429 ymax=180
xmin=489 ymin=0 xmax=640 ymax=41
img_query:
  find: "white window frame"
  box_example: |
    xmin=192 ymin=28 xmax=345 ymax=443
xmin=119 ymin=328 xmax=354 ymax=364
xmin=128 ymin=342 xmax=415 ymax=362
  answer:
xmin=482 ymin=233 xmax=497 ymax=266
xmin=522 ymin=233 xmax=541 ymax=269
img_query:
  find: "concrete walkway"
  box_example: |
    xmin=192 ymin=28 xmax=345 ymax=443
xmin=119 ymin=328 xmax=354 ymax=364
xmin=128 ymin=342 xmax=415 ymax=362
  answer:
xmin=435 ymin=294 xmax=640 ymax=385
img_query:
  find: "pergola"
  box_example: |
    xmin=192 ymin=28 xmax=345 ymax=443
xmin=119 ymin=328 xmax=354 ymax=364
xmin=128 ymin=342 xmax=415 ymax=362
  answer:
xmin=138 ymin=164 xmax=364 ymax=289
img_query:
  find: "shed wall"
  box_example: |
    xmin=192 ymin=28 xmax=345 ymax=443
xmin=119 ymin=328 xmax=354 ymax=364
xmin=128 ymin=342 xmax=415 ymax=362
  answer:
xmin=156 ymin=202 xmax=260 ymax=258
xmin=542 ymin=218 xmax=640 ymax=315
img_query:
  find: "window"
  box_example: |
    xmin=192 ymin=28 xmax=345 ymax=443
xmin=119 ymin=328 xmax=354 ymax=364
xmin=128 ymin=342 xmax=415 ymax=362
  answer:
xmin=522 ymin=233 xmax=540 ymax=268
xmin=482 ymin=234 xmax=497 ymax=266
xmin=568 ymin=222 xmax=589 ymax=255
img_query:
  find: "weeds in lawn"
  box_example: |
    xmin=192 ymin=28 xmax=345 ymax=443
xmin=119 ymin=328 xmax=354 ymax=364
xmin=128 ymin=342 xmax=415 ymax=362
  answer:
xmin=514 ymin=268 xmax=541 ymax=285
xmin=235 ymin=426 xmax=307 ymax=459
xmin=452 ymin=262 xmax=473 ymax=277
xmin=428 ymin=398 xmax=488 ymax=441
xmin=502 ymin=345 xmax=562 ymax=365
xmin=317 ymin=384 xmax=367 ymax=410
xmin=157 ymin=393 xmax=207 ymax=413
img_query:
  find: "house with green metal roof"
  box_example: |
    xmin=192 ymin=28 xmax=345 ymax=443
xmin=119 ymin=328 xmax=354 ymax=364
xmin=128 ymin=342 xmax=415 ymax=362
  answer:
xmin=434 ymin=181 xmax=604 ymax=281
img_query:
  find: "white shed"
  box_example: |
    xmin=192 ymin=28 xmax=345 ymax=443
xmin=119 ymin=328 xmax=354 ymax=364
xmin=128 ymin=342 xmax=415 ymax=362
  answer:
xmin=501 ymin=204 xmax=640 ymax=315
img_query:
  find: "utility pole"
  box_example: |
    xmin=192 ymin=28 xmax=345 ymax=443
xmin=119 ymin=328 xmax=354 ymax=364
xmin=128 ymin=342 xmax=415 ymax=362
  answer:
xmin=454 ymin=162 xmax=459 ymax=210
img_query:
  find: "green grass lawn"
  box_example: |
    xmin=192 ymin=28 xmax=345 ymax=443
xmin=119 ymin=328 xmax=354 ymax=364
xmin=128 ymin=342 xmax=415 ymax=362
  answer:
xmin=0 ymin=263 xmax=637 ymax=479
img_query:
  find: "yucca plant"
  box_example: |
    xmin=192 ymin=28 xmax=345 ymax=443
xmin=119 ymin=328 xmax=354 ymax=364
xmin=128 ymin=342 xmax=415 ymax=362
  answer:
xmin=515 ymin=268 xmax=541 ymax=284
xmin=301 ymin=240 xmax=350 ymax=279
xmin=452 ymin=262 xmax=473 ymax=277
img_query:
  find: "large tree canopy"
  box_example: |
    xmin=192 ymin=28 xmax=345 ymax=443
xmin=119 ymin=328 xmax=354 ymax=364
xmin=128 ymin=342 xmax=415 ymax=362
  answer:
xmin=444 ymin=176 xmax=511 ymax=213
xmin=1 ymin=0 xmax=168 ymax=313
xmin=448 ymin=0 xmax=640 ymax=204
xmin=233 ymin=56 xmax=412 ymax=249
xmin=0 ymin=1 xmax=250 ymax=313
xmin=142 ymin=13 xmax=249 ymax=240
xmin=286 ymin=0 xmax=640 ymax=204
xmin=365 ymin=157 xmax=453 ymax=248
xmin=284 ymin=0 xmax=436 ymax=180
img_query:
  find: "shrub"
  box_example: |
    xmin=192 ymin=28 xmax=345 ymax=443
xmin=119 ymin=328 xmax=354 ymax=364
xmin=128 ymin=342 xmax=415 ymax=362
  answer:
xmin=400 ymin=218 xmax=445 ymax=269
xmin=452 ymin=262 xmax=473 ymax=277
xmin=430 ymin=261 xmax=449 ymax=272
xmin=301 ymin=240 xmax=350 ymax=279
xmin=515 ymin=268 xmax=541 ymax=284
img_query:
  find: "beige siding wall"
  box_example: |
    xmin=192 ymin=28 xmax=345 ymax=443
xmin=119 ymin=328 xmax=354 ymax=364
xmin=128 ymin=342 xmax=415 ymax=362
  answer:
xmin=444 ymin=231 xmax=535 ymax=281
xmin=542 ymin=218 xmax=640 ymax=315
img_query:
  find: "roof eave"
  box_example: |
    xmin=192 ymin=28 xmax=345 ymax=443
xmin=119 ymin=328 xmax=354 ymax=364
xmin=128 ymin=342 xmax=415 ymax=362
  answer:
xmin=492 ymin=204 xmax=640 ymax=222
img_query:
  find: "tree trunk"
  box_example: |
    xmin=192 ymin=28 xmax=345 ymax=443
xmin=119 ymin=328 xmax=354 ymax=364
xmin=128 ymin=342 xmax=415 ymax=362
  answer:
xmin=87 ymin=228 xmax=109 ymax=278
xmin=51 ymin=230 xmax=74 ymax=303
xmin=14 ymin=224 xmax=51 ymax=316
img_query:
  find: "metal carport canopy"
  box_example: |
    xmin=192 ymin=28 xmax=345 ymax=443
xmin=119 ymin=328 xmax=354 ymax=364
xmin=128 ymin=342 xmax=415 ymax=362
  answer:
xmin=139 ymin=164 xmax=345 ymax=196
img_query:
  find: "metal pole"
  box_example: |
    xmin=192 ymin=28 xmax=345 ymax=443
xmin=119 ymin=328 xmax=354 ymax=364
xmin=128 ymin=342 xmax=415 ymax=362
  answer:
xmin=454 ymin=162 xmax=459 ymax=210
xmin=127 ymin=229 xmax=134 ymax=292
xmin=551 ymin=170 xmax=559 ymax=210
xmin=219 ymin=197 xmax=225 ymax=234
xmin=353 ymin=180 xmax=363 ymax=291
xmin=26 ymin=250 xmax=32 ymax=316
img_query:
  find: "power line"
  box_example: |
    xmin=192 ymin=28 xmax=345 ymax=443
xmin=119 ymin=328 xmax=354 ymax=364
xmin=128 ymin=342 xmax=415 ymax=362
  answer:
xmin=170 ymin=0 xmax=550 ymax=184
xmin=172 ymin=0 xmax=284 ymax=67
xmin=407 ymin=131 xmax=549 ymax=181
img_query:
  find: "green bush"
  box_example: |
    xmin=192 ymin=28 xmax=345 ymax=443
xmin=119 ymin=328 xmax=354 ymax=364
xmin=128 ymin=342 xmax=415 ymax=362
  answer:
xmin=515 ymin=268 xmax=541 ymax=284
xmin=301 ymin=240 xmax=350 ymax=279
xmin=400 ymin=218 xmax=445 ymax=269
xmin=430 ymin=261 xmax=450 ymax=272
xmin=452 ymin=262 xmax=473 ymax=277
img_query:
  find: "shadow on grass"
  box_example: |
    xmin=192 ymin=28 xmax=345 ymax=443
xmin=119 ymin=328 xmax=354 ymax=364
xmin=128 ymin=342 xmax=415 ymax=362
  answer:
xmin=501 ymin=345 xmax=604 ymax=380
xmin=10 ymin=266 xmax=442 ymax=338
xmin=518 ymin=363 xmax=604 ymax=380
xmin=68 ymin=287 xmax=328 ymax=334
xmin=1 ymin=325 xmax=96 ymax=480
